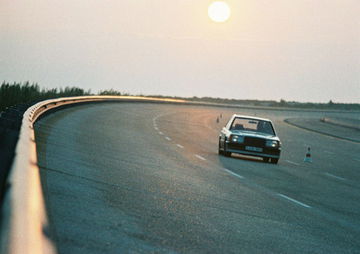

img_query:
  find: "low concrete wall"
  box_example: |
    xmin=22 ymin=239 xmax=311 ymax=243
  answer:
xmin=0 ymin=96 xmax=185 ymax=254
xmin=284 ymin=118 xmax=360 ymax=143
xmin=320 ymin=117 xmax=360 ymax=131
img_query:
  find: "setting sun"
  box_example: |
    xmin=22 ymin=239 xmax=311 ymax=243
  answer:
xmin=208 ymin=1 xmax=231 ymax=23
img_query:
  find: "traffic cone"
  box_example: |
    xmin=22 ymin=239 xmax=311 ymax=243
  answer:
xmin=304 ymin=147 xmax=312 ymax=162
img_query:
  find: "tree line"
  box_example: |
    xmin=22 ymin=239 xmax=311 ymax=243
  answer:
xmin=0 ymin=81 xmax=91 ymax=112
xmin=1 ymin=82 xmax=359 ymax=112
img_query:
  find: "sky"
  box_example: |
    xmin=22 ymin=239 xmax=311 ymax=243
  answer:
xmin=1 ymin=0 xmax=359 ymax=103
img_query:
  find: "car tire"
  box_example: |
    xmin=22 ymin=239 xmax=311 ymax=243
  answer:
xmin=262 ymin=157 xmax=270 ymax=163
xmin=223 ymin=142 xmax=231 ymax=157
xmin=218 ymin=141 xmax=223 ymax=155
xmin=271 ymin=158 xmax=279 ymax=164
xmin=224 ymin=151 xmax=231 ymax=157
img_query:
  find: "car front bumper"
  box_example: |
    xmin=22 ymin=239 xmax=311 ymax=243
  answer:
xmin=226 ymin=142 xmax=281 ymax=158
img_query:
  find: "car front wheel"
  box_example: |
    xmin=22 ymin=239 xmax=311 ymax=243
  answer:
xmin=262 ymin=157 xmax=270 ymax=163
xmin=218 ymin=140 xmax=223 ymax=155
xmin=223 ymin=141 xmax=231 ymax=157
xmin=271 ymin=158 xmax=279 ymax=164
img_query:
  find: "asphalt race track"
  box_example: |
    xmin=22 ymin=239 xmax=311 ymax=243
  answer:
xmin=35 ymin=102 xmax=360 ymax=254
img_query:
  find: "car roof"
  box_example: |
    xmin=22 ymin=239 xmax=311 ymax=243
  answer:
xmin=231 ymin=114 xmax=272 ymax=122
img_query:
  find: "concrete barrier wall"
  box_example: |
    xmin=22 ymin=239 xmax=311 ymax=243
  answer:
xmin=0 ymin=96 xmax=185 ymax=254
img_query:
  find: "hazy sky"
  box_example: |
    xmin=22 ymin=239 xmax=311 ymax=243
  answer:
xmin=1 ymin=0 xmax=359 ymax=103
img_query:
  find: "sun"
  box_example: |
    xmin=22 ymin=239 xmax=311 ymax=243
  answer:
xmin=208 ymin=1 xmax=231 ymax=23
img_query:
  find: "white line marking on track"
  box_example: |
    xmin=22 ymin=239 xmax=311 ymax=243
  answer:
xmin=354 ymin=159 xmax=360 ymax=163
xmin=324 ymin=151 xmax=334 ymax=155
xmin=277 ymin=194 xmax=311 ymax=208
xmin=159 ymin=131 xmax=164 ymax=135
xmin=165 ymin=136 xmax=171 ymax=141
xmin=176 ymin=144 xmax=184 ymax=149
xmin=223 ymin=168 xmax=244 ymax=179
xmin=325 ymin=172 xmax=346 ymax=181
xmin=285 ymin=160 xmax=300 ymax=166
xmin=195 ymin=155 xmax=206 ymax=161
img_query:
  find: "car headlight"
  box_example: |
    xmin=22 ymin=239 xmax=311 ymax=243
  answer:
xmin=230 ymin=135 xmax=244 ymax=143
xmin=266 ymin=140 xmax=279 ymax=147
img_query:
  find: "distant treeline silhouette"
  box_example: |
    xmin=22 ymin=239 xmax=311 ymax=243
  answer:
xmin=186 ymin=97 xmax=360 ymax=110
xmin=0 ymin=82 xmax=90 ymax=112
xmin=144 ymin=95 xmax=360 ymax=110
xmin=98 ymin=89 xmax=129 ymax=96
xmin=1 ymin=82 xmax=359 ymax=112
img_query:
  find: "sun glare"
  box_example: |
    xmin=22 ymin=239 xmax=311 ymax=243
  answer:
xmin=208 ymin=1 xmax=231 ymax=23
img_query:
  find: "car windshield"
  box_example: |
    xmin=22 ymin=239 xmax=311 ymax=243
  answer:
xmin=230 ymin=118 xmax=275 ymax=135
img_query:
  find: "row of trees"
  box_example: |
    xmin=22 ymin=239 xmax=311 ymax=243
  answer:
xmin=0 ymin=82 xmax=91 ymax=112
xmin=98 ymin=89 xmax=129 ymax=96
xmin=1 ymin=82 xmax=359 ymax=112
xmin=149 ymin=95 xmax=360 ymax=110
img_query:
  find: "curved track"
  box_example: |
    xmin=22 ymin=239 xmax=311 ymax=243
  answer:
xmin=35 ymin=102 xmax=360 ymax=253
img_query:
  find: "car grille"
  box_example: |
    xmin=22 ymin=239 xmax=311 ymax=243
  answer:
xmin=244 ymin=137 xmax=265 ymax=147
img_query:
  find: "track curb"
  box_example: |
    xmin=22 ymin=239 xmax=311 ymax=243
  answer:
xmin=284 ymin=118 xmax=360 ymax=143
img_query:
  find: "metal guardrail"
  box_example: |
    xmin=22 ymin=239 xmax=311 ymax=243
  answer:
xmin=0 ymin=96 xmax=185 ymax=254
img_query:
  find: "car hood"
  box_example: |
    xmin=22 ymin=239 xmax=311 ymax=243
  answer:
xmin=230 ymin=130 xmax=280 ymax=141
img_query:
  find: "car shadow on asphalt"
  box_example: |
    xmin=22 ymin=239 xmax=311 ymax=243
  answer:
xmin=218 ymin=153 xmax=266 ymax=164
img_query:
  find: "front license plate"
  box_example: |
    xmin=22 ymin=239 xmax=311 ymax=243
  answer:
xmin=245 ymin=146 xmax=263 ymax=152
